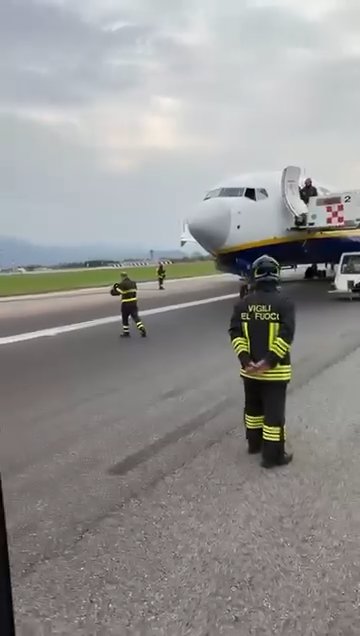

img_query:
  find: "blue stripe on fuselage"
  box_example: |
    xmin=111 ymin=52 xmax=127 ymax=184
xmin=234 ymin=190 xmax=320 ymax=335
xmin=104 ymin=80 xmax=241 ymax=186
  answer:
xmin=216 ymin=235 xmax=360 ymax=275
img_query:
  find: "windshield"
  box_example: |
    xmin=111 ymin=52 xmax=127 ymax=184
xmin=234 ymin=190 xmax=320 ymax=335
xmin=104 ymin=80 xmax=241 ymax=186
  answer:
xmin=204 ymin=187 xmax=244 ymax=200
xmin=340 ymin=254 xmax=360 ymax=274
xmin=203 ymin=187 xmax=268 ymax=201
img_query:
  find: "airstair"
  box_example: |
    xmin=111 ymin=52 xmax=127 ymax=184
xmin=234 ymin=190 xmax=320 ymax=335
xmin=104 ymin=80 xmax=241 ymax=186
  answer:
xmin=282 ymin=165 xmax=360 ymax=232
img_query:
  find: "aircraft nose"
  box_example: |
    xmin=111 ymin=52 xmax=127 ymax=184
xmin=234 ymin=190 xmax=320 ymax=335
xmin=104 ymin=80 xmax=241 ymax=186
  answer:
xmin=187 ymin=199 xmax=231 ymax=252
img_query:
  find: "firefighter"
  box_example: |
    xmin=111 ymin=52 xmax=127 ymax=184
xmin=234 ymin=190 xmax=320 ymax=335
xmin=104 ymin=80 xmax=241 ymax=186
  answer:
xmin=156 ymin=262 xmax=166 ymax=290
xmin=228 ymin=255 xmax=295 ymax=468
xmin=110 ymin=271 xmax=147 ymax=338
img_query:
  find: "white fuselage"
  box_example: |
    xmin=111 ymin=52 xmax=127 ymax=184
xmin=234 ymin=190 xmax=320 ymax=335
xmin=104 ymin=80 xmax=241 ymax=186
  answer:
xmin=187 ymin=171 xmax=283 ymax=254
xmin=185 ymin=167 xmax=360 ymax=275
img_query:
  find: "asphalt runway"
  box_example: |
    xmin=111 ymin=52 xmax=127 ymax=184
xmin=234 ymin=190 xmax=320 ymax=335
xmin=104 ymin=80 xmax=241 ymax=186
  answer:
xmin=0 ymin=275 xmax=236 ymax=337
xmin=2 ymin=276 xmax=360 ymax=634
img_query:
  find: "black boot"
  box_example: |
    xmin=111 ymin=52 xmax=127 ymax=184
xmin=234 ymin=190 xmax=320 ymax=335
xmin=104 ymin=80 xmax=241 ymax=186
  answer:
xmin=246 ymin=429 xmax=262 ymax=455
xmin=261 ymin=451 xmax=293 ymax=468
xmin=261 ymin=441 xmax=293 ymax=468
xmin=248 ymin=443 xmax=262 ymax=455
xmin=277 ymin=451 xmax=293 ymax=465
xmin=120 ymin=332 xmax=130 ymax=338
xmin=140 ymin=328 xmax=147 ymax=338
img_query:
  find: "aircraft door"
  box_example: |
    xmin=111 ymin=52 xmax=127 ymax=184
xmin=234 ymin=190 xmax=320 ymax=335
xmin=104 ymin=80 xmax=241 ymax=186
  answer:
xmin=281 ymin=165 xmax=308 ymax=222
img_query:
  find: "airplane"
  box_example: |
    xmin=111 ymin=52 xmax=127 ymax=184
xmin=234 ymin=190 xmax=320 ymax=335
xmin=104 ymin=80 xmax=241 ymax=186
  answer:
xmin=181 ymin=165 xmax=360 ymax=283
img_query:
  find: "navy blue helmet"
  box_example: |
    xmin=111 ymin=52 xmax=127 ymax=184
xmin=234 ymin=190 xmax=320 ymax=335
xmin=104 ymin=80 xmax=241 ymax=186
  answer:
xmin=251 ymin=255 xmax=280 ymax=283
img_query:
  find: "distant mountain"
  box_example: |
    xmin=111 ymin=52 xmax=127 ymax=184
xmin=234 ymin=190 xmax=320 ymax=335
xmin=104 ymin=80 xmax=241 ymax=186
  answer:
xmin=0 ymin=237 xmax=186 ymax=268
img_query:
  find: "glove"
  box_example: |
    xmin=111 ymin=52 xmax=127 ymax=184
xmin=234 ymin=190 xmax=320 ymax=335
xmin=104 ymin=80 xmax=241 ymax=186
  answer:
xmin=110 ymin=285 xmax=119 ymax=296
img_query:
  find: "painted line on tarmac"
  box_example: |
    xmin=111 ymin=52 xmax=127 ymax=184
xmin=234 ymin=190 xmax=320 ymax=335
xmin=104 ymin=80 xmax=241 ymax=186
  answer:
xmin=0 ymin=293 xmax=239 ymax=347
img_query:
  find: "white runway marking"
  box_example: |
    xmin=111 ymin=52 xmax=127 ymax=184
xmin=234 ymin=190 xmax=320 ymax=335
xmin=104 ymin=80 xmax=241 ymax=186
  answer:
xmin=0 ymin=293 xmax=239 ymax=346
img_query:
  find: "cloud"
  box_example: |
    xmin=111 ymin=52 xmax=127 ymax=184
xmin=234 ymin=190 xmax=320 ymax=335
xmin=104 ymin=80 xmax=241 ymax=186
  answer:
xmin=1 ymin=0 xmax=360 ymax=247
xmin=0 ymin=0 xmax=154 ymax=108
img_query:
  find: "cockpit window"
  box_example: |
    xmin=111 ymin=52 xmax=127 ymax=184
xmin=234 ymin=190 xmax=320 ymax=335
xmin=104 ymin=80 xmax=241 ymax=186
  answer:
xmin=203 ymin=187 xmax=244 ymax=200
xmin=245 ymin=188 xmax=268 ymax=201
xmin=245 ymin=188 xmax=256 ymax=201
xmin=203 ymin=188 xmax=221 ymax=200
xmin=204 ymin=186 xmax=268 ymax=201
xmin=219 ymin=187 xmax=244 ymax=197
xmin=256 ymin=188 xmax=268 ymax=199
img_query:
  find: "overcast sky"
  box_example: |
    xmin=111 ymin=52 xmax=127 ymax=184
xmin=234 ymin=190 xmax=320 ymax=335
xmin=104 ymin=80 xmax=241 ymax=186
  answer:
xmin=1 ymin=0 xmax=360 ymax=247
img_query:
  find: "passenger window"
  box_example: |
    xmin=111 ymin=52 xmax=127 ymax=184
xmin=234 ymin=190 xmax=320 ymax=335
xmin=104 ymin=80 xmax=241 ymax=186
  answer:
xmin=245 ymin=188 xmax=256 ymax=201
xmin=256 ymin=188 xmax=268 ymax=200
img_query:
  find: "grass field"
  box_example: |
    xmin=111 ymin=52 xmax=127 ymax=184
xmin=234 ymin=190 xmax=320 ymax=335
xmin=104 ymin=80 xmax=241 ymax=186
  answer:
xmin=0 ymin=261 xmax=218 ymax=297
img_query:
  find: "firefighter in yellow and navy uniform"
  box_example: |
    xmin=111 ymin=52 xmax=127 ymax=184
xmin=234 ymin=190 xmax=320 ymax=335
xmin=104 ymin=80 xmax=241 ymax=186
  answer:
xmin=110 ymin=272 xmax=147 ymax=338
xmin=156 ymin=262 xmax=166 ymax=290
xmin=228 ymin=255 xmax=295 ymax=468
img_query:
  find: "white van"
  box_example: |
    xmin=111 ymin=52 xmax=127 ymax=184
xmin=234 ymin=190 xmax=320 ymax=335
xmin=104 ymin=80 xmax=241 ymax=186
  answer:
xmin=329 ymin=252 xmax=360 ymax=299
